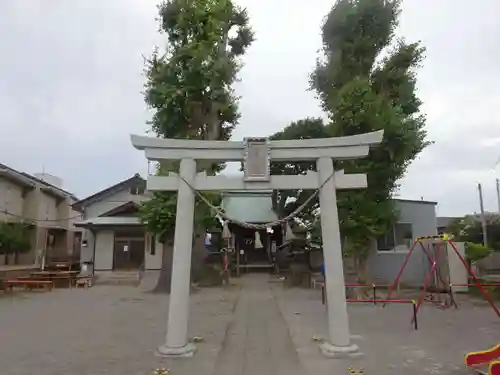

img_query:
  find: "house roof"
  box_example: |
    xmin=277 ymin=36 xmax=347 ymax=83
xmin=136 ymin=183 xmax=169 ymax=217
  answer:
xmin=218 ymin=193 xmax=439 ymax=224
xmin=393 ymin=198 xmax=438 ymax=205
xmin=436 ymin=216 xmax=460 ymax=228
xmin=0 ymin=162 xmax=77 ymax=199
xmin=72 ymin=174 xmax=145 ymax=211
xmin=0 ymin=168 xmax=36 ymax=189
xmin=99 ymin=201 xmax=140 ymax=217
xmin=221 ymin=191 xmax=278 ymax=223
xmin=74 ymin=216 xmax=142 ymax=227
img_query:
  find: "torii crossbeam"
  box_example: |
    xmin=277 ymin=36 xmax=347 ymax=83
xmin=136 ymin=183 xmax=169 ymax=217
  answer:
xmin=131 ymin=130 xmax=383 ymax=358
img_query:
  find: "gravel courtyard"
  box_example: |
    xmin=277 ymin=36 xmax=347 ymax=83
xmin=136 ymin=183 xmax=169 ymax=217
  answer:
xmin=1 ymin=275 xmax=498 ymax=375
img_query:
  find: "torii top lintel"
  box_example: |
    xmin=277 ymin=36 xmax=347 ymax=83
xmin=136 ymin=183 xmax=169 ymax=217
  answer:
xmin=130 ymin=130 xmax=383 ymax=162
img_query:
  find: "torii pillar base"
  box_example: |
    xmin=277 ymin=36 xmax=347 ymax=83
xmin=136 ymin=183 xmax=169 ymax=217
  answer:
xmin=156 ymin=343 xmax=197 ymax=358
xmin=319 ymin=341 xmax=363 ymax=359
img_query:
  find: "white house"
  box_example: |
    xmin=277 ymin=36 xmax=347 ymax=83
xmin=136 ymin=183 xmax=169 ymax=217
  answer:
xmin=73 ymin=174 xmax=162 ymax=275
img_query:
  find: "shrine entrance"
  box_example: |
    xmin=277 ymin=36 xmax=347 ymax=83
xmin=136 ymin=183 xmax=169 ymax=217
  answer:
xmin=131 ymin=130 xmax=383 ymax=358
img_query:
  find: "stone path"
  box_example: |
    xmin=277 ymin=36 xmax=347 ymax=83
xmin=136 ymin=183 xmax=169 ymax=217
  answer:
xmin=213 ymin=275 xmax=304 ymax=375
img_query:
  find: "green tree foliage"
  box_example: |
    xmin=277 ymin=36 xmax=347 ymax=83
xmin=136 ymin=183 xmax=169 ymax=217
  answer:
xmin=0 ymin=223 xmax=31 ymax=265
xmin=139 ymin=0 xmax=254 ymax=240
xmin=271 ymin=0 xmax=430 ymax=283
xmin=465 ymin=242 xmax=491 ymax=263
xmin=447 ymin=214 xmax=500 ymax=250
xmin=269 ymin=118 xmax=329 ymax=221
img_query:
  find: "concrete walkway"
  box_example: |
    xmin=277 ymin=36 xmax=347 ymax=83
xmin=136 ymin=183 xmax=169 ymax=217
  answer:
xmin=213 ymin=275 xmax=304 ymax=375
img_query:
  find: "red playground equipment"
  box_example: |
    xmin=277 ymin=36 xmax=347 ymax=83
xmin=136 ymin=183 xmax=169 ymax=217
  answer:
xmin=465 ymin=344 xmax=500 ymax=375
xmin=385 ymin=235 xmax=500 ymax=319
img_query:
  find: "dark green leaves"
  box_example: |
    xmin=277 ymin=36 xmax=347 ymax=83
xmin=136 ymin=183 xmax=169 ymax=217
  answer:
xmin=314 ymin=0 xmax=429 ymax=256
xmin=140 ymin=0 xmax=253 ymax=238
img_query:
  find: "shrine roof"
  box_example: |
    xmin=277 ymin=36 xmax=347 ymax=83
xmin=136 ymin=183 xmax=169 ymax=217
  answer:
xmin=221 ymin=192 xmax=278 ymax=224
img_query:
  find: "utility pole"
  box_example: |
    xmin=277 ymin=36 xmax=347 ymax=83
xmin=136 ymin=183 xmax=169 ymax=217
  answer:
xmin=496 ymin=178 xmax=500 ymax=213
xmin=477 ymin=183 xmax=488 ymax=246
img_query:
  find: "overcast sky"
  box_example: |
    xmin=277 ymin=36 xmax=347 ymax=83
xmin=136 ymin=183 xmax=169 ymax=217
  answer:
xmin=1 ymin=0 xmax=499 ymax=217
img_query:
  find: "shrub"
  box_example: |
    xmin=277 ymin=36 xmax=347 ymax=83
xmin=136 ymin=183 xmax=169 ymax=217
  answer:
xmin=466 ymin=242 xmax=491 ymax=263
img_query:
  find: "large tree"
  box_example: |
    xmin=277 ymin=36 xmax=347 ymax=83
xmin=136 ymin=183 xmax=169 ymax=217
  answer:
xmin=139 ymin=0 xmax=254 ymax=292
xmin=269 ymin=118 xmax=329 ymax=221
xmin=272 ymin=0 xmax=430 ymax=286
xmin=316 ymin=0 xmax=431 ymax=283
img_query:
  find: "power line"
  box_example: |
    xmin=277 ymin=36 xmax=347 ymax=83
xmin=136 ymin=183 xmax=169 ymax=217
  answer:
xmin=0 ymin=200 xmax=143 ymax=223
xmin=0 ymin=209 xmax=82 ymax=223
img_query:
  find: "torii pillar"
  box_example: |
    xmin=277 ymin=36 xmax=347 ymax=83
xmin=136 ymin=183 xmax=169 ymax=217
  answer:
xmin=131 ymin=131 xmax=383 ymax=358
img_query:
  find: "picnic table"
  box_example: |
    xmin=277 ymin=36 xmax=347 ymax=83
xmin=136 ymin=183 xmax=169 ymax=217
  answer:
xmin=3 ymin=279 xmax=53 ymax=292
xmin=30 ymin=271 xmax=79 ymax=288
xmin=45 ymin=262 xmax=73 ymax=272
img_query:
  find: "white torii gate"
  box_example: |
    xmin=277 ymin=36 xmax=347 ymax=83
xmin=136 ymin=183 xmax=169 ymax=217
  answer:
xmin=131 ymin=130 xmax=383 ymax=358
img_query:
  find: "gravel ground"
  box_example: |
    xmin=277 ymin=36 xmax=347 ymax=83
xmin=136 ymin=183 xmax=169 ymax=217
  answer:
xmin=1 ymin=276 xmax=498 ymax=375
xmin=273 ymin=284 xmax=500 ymax=375
xmin=0 ymin=285 xmax=238 ymax=375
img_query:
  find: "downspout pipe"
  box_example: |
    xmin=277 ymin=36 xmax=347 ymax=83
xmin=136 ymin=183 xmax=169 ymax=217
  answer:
xmin=90 ymin=228 xmax=96 ymax=276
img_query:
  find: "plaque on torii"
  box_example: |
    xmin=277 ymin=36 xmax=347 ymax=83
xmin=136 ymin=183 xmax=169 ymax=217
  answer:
xmin=243 ymin=137 xmax=270 ymax=182
xmin=131 ymin=130 xmax=383 ymax=359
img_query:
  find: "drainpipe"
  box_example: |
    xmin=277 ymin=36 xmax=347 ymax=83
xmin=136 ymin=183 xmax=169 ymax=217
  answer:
xmin=90 ymin=228 xmax=96 ymax=276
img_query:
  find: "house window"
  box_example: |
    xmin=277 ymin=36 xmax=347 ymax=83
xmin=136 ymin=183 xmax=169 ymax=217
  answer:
xmin=377 ymin=231 xmax=395 ymax=251
xmin=129 ymin=185 xmax=145 ymax=195
xmin=395 ymin=223 xmax=413 ymax=248
xmin=377 ymin=223 xmax=414 ymax=252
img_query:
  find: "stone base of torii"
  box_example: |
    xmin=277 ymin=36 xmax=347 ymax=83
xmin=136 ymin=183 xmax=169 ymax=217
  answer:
xmin=131 ymin=131 xmax=383 ymax=359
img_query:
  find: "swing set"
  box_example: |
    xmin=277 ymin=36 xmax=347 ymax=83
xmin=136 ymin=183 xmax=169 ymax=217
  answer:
xmin=385 ymin=234 xmax=500 ymax=319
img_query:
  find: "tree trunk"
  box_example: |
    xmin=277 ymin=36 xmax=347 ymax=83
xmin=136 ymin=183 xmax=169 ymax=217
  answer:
xmin=353 ymin=243 xmax=372 ymax=300
xmin=152 ymin=242 xmax=174 ymax=293
xmin=354 ymin=256 xmax=369 ymax=299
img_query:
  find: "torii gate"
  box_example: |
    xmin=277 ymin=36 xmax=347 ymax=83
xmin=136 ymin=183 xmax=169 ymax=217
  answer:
xmin=131 ymin=130 xmax=383 ymax=358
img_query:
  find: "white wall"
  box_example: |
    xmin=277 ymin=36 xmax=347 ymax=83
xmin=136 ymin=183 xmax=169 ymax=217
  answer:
xmin=94 ymin=230 xmax=114 ymax=271
xmin=83 ymin=188 xmax=148 ymax=219
xmin=80 ymin=231 xmax=95 ymax=263
xmin=448 ymin=242 xmax=468 ymax=292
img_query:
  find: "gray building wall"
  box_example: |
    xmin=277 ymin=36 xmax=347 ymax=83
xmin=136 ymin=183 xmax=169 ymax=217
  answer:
xmin=368 ymin=199 xmax=438 ymax=285
xmin=1 ymin=172 xmax=80 ymax=265
xmin=0 ymin=178 xmax=25 ymax=220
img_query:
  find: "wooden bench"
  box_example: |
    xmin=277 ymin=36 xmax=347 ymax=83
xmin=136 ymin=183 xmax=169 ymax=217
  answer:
xmin=3 ymin=279 xmax=53 ymax=292
xmin=76 ymin=277 xmax=93 ymax=289
xmin=49 ymin=275 xmax=78 ymax=288
xmin=30 ymin=272 xmax=79 ymax=288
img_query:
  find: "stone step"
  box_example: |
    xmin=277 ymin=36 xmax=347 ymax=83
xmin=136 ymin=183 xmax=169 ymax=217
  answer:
xmin=94 ymin=271 xmax=141 ymax=286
